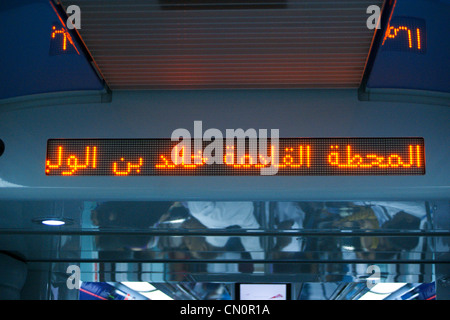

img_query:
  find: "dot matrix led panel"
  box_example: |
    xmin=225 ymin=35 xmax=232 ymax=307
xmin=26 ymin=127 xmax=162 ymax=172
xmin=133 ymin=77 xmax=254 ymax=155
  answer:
xmin=382 ymin=17 xmax=427 ymax=54
xmin=45 ymin=138 xmax=425 ymax=176
xmin=49 ymin=22 xmax=79 ymax=55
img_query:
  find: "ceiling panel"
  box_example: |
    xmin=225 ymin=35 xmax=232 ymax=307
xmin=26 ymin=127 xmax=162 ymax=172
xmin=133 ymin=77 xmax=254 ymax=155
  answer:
xmin=60 ymin=0 xmax=384 ymax=90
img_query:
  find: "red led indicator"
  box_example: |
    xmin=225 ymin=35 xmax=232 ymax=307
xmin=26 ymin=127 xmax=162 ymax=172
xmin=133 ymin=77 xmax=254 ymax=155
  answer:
xmin=382 ymin=17 xmax=426 ymax=53
xmin=45 ymin=138 xmax=425 ymax=176
xmin=49 ymin=24 xmax=79 ymax=55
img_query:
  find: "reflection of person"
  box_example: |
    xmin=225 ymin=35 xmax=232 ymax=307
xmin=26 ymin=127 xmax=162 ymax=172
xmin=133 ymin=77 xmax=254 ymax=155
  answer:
xmin=91 ymin=201 xmax=173 ymax=254
xmin=91 ymin=201 xmax=173 ymax=229
xmin=271 ymin=202 xmax=317 ymax=275
xmin=333 ymin=201 xmax=424 ymax=257
xmin=181 ymin=216 xmax=222 ymax=259
xmin=352 ymin=201 xmax=425 ymax=225
xmin=273 ymin=202 xmax=306 ymax=252
xmin=185 ymin=202 xmax=263 ymax=260
xmin=186 ymin=202 xmax=259 ymax=230
xmin=180 ymin=215 xmax=254 ymax=273
xmin=90 ymin=201 xmax=175 ymax=281
xmin=154 ymin=202 xmax=191 ymax=252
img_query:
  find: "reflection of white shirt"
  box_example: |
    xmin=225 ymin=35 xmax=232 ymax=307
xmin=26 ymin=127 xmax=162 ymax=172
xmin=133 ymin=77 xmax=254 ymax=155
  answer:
xmin=276 ymin=202 xmax=306 ymax=252
xmin=187 ymin=202 xmax=263 ymax=259
xmin=276 ymin=202 xmax=305 ymax=228
xmin=187 ymin=202 xmax=260 ymax=229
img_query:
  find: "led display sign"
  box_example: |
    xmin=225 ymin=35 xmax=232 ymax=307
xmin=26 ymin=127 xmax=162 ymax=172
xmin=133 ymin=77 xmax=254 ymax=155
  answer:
xmin=46 ymin=138 xmax=425 ymax=176
xmin=49 ymin=23 xmax=79 ymax=55
xmin=382 ymin=17 xmax=426 ymax=53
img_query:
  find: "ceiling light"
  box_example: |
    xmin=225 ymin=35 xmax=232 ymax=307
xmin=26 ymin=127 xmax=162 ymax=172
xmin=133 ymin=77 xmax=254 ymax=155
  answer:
xmin=370 ymin=283 xmax=407 ymax=294
xmin=41 ymin=219 xmax=66 ymax=226
xmin=141 ymin=291 xmax=173 ymax=300
xmin=359 ymin=283 xmax=407 ymax=300
xmin=122 ymin=282 xmax=156 ymax=292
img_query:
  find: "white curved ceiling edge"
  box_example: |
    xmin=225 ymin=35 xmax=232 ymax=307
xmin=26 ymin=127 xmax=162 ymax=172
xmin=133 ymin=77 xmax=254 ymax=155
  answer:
xmin=0 ymin=89 xmax=448 ymax=201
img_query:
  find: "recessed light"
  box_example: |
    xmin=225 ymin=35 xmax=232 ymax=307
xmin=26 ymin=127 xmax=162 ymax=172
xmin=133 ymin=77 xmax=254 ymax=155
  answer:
xmin=41 ymin=219 xmax=66 ymax=226
xmin=33 ymin=218 xmax=73 ymax=226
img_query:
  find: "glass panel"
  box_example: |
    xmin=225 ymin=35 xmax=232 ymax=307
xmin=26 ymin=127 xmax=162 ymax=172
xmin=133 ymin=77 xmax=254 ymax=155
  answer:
xmin=0 ymin=200 xmax=448 ymax=299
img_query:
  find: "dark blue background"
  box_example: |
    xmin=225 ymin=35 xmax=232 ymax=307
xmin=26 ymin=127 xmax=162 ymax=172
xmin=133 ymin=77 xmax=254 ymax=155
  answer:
xmin=367 ymin=0 xmax=450 ymax=93
xmin=0 ymin=0 xmax=104 ymax=100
